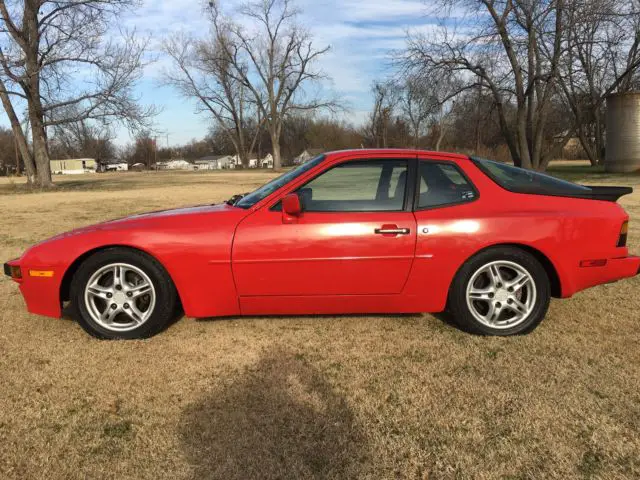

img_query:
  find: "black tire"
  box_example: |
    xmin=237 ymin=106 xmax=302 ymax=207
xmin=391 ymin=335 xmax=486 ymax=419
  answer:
xmin=447 ymin=246 xmax=551 ymax=336
xmin=70 ymin=247 xmax=178 ymax=339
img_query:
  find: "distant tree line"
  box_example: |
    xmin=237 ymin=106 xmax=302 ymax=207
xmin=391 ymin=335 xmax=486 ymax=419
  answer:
xmin=2 ymin=0 xmax=640 ymax=182
xmin=400 ymin=0 xmax=640 ymax=169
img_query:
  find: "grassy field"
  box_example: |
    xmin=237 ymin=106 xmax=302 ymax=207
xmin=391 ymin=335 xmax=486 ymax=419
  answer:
xmin=0 ymin=164 xmax=639 ymax=479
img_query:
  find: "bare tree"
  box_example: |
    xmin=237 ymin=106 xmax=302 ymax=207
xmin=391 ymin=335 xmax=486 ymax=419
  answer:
xmin=49 ymin=120 xmax=115 ymax=162
xmin=0 ymin=0 xmax=155 ymax=186
xmin=0 ymin=125 xmax=19 ymax=174
xmin=163 ymin=27 xmax=261 ymax=167
xmin=404 ymin=0 xmax=566 ymax=170
xmin=369 ymin=81 xmax=401 ymax=148
xmin=209 ymin=0 xmax=337 ymax=169
xmin=400 ymin=77 xmax=437 ymax=148
xmin=557 ymin=0 xmax=640 ymax=165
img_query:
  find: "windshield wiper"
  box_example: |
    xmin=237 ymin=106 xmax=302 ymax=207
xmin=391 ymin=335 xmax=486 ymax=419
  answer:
xmin=226 ymin=193 xmax=247 ymax=206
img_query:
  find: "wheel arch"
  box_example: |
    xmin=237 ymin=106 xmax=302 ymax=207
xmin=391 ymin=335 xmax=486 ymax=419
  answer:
xmin=59 ymin=244 xmax=182 ymax=304
xmin=452 ymin=243 xmax=563 ymax=298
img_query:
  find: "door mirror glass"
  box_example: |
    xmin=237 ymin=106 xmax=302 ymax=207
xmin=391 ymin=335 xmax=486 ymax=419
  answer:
xmin=282 ymin=193 xmax=302 ymax=216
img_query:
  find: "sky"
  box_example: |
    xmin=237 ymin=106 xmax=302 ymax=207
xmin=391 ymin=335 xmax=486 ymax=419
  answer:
xmin=2 ymin=0 xmax=442 ymax=147
xmin=120 ymin=0 xmax=442 ymax=147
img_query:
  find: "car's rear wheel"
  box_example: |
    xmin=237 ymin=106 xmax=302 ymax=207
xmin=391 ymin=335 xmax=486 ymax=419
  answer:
xmin=448 ymin=247 xmax=550 ymax=335
xmin=70 ymin=248 xmax=178 ymax=339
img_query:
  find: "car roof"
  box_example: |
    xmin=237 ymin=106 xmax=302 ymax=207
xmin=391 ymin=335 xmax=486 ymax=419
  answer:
xmin=323 ymin=148 xmax=471 ymax=161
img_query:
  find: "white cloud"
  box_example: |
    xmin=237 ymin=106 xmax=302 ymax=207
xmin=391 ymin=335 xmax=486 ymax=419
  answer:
xmin=126 ymin=0 xmax=438 ymax=142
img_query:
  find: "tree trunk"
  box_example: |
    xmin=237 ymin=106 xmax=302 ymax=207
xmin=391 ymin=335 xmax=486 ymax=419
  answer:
xmin=516 ymin=108 xmax=532 ymax=169
xmin=30 ymin=107 xmax=53 ymax=187
xmin=435 ymin=124 xmax=445 ymax=151
xmin=237 ymin=130 xmax=249 ymax=168
xmin=270 ymin=131 xmax=282 ymax=170
xmin=0 ymin=82 xmax=37 ymax=182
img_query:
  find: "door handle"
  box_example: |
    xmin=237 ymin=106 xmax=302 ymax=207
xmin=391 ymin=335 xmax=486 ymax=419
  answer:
xmin=374 ymin=227 xmax=410 ymax=235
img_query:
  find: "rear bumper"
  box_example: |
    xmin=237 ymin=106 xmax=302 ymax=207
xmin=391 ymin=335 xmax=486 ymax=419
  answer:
xmin=567 ymin=255 xmax=640 ymax=296
xmin=608 ymin=255 xmax=640 ymax=279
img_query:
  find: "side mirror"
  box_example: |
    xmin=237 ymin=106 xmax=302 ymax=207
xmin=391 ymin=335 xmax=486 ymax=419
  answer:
xmin=282 ymin=193 xmax=302 ymax=223
xmin=282 ymin=193 xmax=302 ymax=216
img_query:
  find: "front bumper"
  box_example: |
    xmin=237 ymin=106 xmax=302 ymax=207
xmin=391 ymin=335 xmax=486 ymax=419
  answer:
xmin=4 ymin=258 xmax=63 ymax=318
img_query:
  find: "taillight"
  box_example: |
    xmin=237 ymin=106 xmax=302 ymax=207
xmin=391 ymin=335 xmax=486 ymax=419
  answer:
xmin=617 ymin=221 xmax=628 ymax=247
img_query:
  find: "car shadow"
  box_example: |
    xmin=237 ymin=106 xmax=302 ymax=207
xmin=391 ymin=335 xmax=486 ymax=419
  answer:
xmin=432 ymin=311 xmax=461 ymax=330
xmin=178 ymin=348 xmax=370 ymax=479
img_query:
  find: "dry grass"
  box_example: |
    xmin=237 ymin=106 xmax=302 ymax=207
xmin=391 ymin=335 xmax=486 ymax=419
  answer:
xmin=0 ymin=169 xmax=639 ymax=480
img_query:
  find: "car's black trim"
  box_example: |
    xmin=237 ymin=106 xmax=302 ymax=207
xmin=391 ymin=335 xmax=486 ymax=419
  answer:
xmin=404 ymin=158 xmax=418 ymax=212
xmin=3 ymin=262 xmax=11 ymax=277
xmin=583 ymin=186 xmax=634 ymax=202
xmin=470 ymin=156 xmax=633 ymax=202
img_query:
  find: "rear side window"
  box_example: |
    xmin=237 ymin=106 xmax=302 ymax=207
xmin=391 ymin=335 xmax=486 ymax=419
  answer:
xmin=418 ymin=162 xmax=477 ymax=208
xmin=297 ymin=159 xmax=408 ymax=212
xmin=472 ymin=157 xmax=590 ymax=194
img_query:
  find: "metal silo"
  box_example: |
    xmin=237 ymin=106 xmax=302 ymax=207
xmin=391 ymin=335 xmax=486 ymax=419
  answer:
xmin=606 ymin=92 xmax=640 ymax=173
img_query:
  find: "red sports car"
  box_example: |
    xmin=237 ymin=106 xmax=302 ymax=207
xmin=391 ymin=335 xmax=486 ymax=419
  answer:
xmin=4 ymin=150 xmax=639 ymax=339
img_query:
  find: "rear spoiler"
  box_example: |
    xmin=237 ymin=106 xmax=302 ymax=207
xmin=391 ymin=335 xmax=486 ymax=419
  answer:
xmin=580 ymin=186 xmax=633 ymax=202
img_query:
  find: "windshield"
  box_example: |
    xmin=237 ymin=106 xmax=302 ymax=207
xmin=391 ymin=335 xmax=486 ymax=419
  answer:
xmin=235 ymin=155 xmax=326 ymax=209
xmin=471 ymin=157 xmax=590 ymax=194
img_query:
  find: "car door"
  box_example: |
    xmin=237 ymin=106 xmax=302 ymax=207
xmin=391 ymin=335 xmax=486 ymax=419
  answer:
xmin=405 ymin=157 xmax=481 ymax=311
xmin=232 ymin=156 xmax=417 ymax=296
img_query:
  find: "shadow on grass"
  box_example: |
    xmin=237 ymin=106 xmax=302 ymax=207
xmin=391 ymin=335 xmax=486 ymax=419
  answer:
xmin=179 ymin=349 xmax=369 ymax=480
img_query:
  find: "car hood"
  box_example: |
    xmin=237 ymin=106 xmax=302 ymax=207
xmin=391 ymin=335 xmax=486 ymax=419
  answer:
xmin=36 ymin=203 xmax=241 ymax=245
xmin=104 ymin=203 xmax=234 ymax=225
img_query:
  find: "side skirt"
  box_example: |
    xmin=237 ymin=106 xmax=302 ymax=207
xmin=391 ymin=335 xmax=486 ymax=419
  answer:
xmin=238 ymin=294 xmax=427 ymax=316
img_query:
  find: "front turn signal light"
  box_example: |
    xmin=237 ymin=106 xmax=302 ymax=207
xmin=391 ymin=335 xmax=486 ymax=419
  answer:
xmin=617 ymin=221 xmax=628 ymax=248
xmin=28 ymin=270 xmax=54 ymax=278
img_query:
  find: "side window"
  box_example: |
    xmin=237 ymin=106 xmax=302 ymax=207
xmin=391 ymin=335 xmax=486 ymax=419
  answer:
xmin=418 ymin=162 xmax=477 ymax=209
xmin=298 ymin=159 xmax=408 ymax=212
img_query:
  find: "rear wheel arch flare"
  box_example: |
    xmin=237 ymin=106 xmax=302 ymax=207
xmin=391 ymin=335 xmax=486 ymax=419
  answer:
xmin=59 ymin=245 xmax=181 ymax=305
xmin=451 ymin=243 xmax=562 ymax=299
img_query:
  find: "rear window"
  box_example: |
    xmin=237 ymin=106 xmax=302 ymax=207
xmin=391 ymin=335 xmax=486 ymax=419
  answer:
xmin=471 ymin=157 xmax=590 ymax=195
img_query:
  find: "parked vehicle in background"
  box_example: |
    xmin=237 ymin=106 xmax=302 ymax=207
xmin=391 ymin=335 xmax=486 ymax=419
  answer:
xmin=5 ymin=149 xmax=639 ymax=339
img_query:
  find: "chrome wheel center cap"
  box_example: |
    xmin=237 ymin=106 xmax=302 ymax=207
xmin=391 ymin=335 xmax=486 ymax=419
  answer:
xmin=114 ymin=291 xmax=127 ymax=305
xmin=495 ymin=289 xmax=509 ymax=303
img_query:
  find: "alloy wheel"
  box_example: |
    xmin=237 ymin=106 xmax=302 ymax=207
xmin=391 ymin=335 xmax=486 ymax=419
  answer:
xmin=83 ymin=263 xmax=156 ymax=332
xmin=465 ymin=260 xmax=537 ymax=329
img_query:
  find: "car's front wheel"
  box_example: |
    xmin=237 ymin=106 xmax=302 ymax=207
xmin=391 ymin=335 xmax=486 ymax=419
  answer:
xmin=448 ymin=247 xmax=551 ymax=335
xmin=70 ymin=248 xmax=178 ymax=339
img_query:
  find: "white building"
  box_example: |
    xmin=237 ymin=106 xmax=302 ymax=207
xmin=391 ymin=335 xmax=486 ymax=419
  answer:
xmin=259 ymin=153 xmax=274 ymax=168
xmin=195 ymin=155 xmax=235 ymax=170
xmin=156 ymin=159 xmax=194 ymax=170
xmin=50 ymin=158 xmax=96 ymax=174
xmin=294 ymin=148 xmax=324 ymax=165
xmin=130 ymin=163 xmax=146 ymax=171
xmin=102 ymin=162 xmax=129 ymax=172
